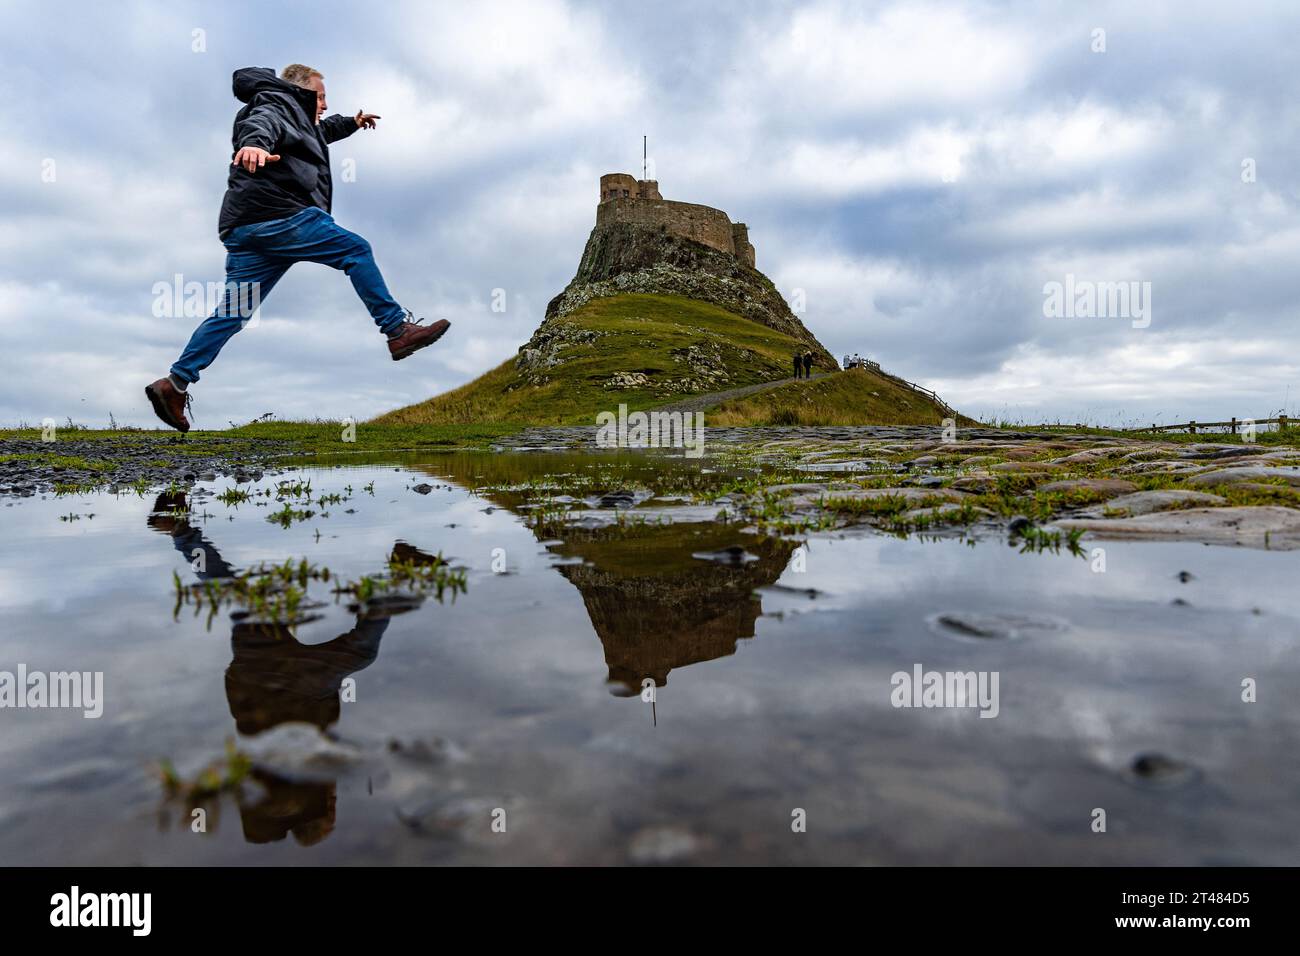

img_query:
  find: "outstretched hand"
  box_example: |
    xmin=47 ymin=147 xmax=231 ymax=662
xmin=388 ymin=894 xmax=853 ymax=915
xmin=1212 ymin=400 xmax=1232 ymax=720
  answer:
xmin=355 ymin=110 xmax=381 ymax=130
xmin=232 ymin=146 xmax=280 ymax=173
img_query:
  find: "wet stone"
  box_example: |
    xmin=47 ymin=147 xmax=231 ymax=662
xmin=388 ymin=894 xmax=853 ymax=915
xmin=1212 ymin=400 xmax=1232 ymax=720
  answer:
xmin=692 ymin=546 xmax=759 ymax=564
xmin=628 ymin=825 xmax=703 ymax=865
xmin=1056 ymin=506 xmax=1300 ymax=549
xmin=951 ymin=474 xmax=997 ymax=493
xmin=1126 ymin=753 xmax=1200 ymax=790
xmin=928 ymin=611 xmax=1069 ymax=642
xmin=764 ymin=483 xmax=828 ymax=497
xmin=397 ymin=796 xmax=514 ymax=842
xmin=1184 ymin=465 xmax=1300 ymax=489
xmin=825 ymin=487 xmax=967 ymax=504
xmin=387 ymin=736 xmax=469 ymax=766
xmin=794 ymin=459 xmax=887 ymax=473
xmin=238 ymin=723 xmax=368 ymax=782
xmin=990 ymin=461 xmax=1064 ymax=474
xmin=1093 ymin=489 xmax=1226 ymax=516
xmin=1038 ymin=478 xmax=1138 ymax=498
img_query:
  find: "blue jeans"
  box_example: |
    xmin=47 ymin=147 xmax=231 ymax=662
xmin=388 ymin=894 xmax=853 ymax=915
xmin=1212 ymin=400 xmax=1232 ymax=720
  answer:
xmin=170 ymin=206 xmax=406 ymax=384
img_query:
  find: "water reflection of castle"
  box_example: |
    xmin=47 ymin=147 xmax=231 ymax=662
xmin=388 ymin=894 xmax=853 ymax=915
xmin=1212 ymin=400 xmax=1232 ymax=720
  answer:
xmin=548 ymin=523 xmax=796 ymax=695
xmin=415 ymin=455 xmax=799 ymax=697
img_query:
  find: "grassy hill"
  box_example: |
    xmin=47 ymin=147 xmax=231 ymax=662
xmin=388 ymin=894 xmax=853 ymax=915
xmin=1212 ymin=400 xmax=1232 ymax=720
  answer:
xmin=374 ymin=293 xmax=812 ymax=426
xmin=708 ymin=367 xmax=970 ymax=426
xmin=373 ymin=292 xmax=960 ymax=427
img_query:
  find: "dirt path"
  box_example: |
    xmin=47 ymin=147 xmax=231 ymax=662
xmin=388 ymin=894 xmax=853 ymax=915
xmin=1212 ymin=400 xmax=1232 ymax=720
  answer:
xmin=655 ymin=373 xmax=831 ymax=414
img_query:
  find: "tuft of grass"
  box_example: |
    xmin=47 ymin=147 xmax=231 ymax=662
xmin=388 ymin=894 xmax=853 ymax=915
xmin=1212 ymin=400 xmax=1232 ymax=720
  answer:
xmin=334 ymin=552 xmax=467 ymax=605
xmin=215 ymin=487 xmax=252 ymax=506
xmin=266 ymin=503 xmax=318 ymax=528
xmin=158 ymin=738 xmax=252 ymax=802
xmin=1013 ymin=524 xmax=1087 ymax=556
xmin=173 ymin=558 xmax=330 ymax=627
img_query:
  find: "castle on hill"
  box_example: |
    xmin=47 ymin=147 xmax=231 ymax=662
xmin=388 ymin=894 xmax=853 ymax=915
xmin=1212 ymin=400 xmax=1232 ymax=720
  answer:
xmin=597 ymin=173 xmax=756 ymax=269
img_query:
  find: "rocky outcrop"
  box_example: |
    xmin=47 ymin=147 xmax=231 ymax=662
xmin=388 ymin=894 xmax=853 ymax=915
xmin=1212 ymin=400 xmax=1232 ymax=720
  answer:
xmin=536 ymin=221 xmax=835 ymax=367
xmin=605 ymin=371 xmax=650 ymax=390
xmin=515 ymin=322 xmax=604 ymax=385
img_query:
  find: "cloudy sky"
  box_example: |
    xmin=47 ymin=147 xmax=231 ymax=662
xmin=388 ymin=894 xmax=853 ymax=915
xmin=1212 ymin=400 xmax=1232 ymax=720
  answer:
xmin=3 ymin=0 xmax=1297 ymax=428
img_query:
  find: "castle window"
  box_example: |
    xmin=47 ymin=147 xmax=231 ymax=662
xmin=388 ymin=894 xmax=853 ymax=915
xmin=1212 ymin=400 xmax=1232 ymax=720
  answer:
xmin=622 ymin=189 xmax=629 ymax=197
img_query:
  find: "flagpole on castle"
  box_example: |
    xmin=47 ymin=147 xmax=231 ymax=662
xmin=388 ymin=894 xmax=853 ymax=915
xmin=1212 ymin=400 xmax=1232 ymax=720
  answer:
xmin=643 ymin=135 xmax=647 ymax=181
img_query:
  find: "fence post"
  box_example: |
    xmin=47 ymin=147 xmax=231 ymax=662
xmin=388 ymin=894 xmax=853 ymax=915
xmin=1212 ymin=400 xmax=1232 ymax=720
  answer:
xmin=1189 ymin=420 xmax=1197 ymax=434
xmin=1231 ymin=417 xmax=1237 ymax=434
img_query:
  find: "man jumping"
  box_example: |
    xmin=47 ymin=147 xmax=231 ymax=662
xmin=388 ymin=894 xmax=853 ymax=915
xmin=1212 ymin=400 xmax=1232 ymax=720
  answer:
xmin=146 ymin=64 xmax=448 ymax=432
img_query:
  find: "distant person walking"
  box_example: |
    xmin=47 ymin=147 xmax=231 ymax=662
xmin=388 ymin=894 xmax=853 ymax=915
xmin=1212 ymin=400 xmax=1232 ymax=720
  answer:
xmin=792 ymin=349 xmax=804 ymax=379
xmin=145 ymin=64 xmax=450 ymax=433
xmin=802 ymin=351 xmax=814 ymax=378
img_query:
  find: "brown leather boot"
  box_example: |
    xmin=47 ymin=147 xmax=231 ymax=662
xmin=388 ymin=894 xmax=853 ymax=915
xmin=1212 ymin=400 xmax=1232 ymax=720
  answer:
xmin=145 ymin=378 xmax=191 ymax=432
xmin=388 ymin=317 xmax=450 ymax=361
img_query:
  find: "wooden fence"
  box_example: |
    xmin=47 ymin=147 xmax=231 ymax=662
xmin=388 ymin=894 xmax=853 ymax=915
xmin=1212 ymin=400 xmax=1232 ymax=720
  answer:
xmin=845 ymin=358 xmax=958 ymax=418
xmin=1126 ymin=416 xmax=1291 ymax=435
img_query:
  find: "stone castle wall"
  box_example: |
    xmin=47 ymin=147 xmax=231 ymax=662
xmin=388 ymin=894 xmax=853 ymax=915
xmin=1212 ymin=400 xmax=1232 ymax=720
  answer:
xmin=596 ymin=198 xmax=737 ymax=257
xmin=595 ymin=173 xmax=755 ymax=267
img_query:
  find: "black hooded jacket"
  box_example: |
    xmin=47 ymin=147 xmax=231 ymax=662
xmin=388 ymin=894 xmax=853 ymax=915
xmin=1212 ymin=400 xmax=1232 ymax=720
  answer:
xmin=217 ymin=67 xmax=360 ymax=238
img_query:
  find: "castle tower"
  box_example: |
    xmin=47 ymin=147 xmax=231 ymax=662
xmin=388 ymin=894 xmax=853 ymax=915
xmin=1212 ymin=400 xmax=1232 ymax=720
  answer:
xmin=599 ymin=173 xmax=661 ymax=202
xmin=731 ymin=223 xmax=755 ymax=269
xmin=599 ymin=173 xmax=636 ymax=201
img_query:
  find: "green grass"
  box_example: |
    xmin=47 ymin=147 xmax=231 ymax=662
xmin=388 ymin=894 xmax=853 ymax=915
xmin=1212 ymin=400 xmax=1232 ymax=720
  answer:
xmin=0 ymin=452 xmax=114 ymax=472
xmin=992 ymin=422 xmax=1300 ymax=445
xmin=0 ymin=421 xmax=517 ymax=455
xmin=372 ymin=292 xmax=823 ymax=427
xmin=225 ymin=420 xmax=517 ymax=450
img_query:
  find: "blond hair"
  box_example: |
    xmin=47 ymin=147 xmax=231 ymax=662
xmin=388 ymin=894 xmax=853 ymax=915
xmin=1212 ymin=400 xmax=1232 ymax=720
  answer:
xmin=281 ymin=64 xmax=323 ymax=88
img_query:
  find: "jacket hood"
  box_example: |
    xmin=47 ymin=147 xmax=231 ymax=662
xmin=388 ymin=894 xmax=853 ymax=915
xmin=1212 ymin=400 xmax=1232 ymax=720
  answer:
xmin=231 ymin=67 xmax=315 ymax=110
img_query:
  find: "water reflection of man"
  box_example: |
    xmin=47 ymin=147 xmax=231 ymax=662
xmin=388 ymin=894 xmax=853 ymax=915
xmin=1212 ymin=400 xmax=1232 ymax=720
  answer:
xmin=147 ymin=494 xmax=433 ymax=846
xmin=147 ymin=491 xmax=237 ymax=579
xmin=225 ymin=614 xmax=389 ymax=845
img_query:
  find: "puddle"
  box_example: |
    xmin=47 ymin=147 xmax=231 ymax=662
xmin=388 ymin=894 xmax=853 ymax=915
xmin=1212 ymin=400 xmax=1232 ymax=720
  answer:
xmin=0 ymin=449 xmax=1297 ymax=864
xmin=927 ymin=612 xmax=1070 ymax=642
